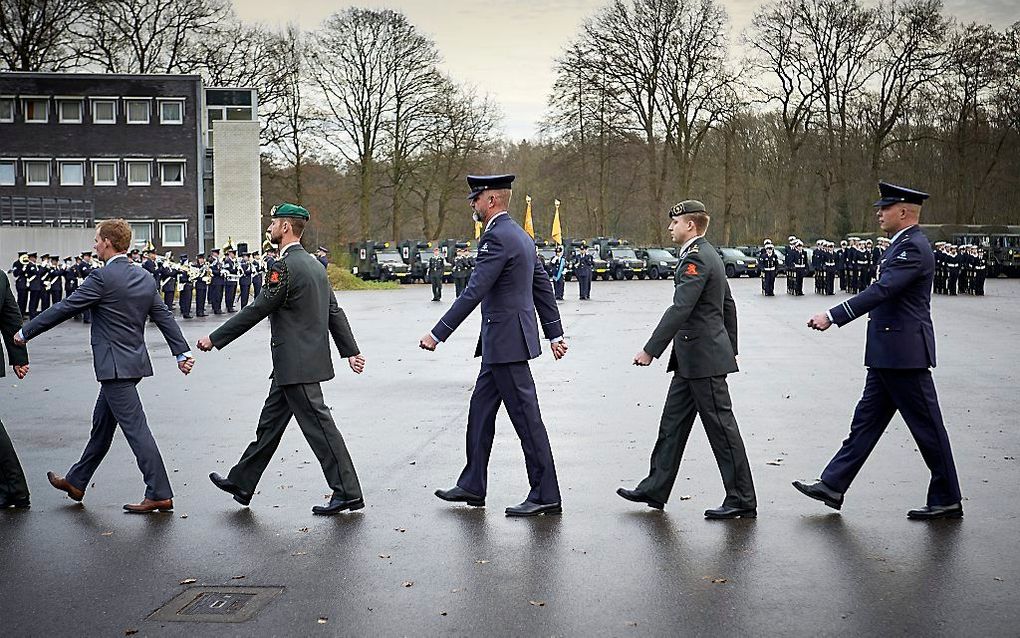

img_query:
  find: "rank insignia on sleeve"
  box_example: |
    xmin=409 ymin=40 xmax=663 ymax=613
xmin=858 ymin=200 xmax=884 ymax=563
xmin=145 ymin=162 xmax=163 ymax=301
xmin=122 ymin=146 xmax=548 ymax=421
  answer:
xmin=685 ymin=263 xmax=698 ymax=276
xmin=268 ymin=270 xmax=281 ymax=284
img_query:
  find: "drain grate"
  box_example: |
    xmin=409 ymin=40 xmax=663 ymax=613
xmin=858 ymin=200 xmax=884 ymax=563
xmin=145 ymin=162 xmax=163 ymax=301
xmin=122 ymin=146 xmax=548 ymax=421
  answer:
xmin=149 ymin=586 xmax=284 ymax=623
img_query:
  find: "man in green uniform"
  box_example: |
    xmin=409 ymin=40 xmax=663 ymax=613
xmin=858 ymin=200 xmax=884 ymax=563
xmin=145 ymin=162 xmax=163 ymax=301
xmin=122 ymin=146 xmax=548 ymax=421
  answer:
xmin=0 ymin=269 xmax=30 ymax=508
xmin=197 ymin=203 xmax=367 ymax=516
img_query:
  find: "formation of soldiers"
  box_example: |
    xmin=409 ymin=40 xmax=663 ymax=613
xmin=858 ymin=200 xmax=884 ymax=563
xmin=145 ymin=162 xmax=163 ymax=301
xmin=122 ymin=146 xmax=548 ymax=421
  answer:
xmin=7 ymin=244 xmax=282 ymax=320
xmin=934 ymin=242 xmax=986 ymax=296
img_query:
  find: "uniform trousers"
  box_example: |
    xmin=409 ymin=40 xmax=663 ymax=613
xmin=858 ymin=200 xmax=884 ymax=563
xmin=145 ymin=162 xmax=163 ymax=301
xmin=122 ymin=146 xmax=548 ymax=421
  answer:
xmin=457 ymin=361 xmax=561 ymax=504
xmin=228 ymin=379 xmax=362 ymax=501
xmin=0 ymin=419 xmax=29 ymax=502
xmin=577 ymin=273 xmax=592 ymax=299
xmin=637 ymin=373 xmax=756 ymax=508
xmin=66 ymin=379 xmax=174 ymax=501
xmin=820 ymin=368 xmax=961 ymax=506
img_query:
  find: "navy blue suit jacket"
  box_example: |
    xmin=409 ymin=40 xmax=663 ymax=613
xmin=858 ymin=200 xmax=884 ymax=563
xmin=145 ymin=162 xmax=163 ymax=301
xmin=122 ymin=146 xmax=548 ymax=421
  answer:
xmin=829 ymin=226 xmax=936 ymax=369
xmin=22 ymin=256 xmax=189 ymax=380
xmin=431 ymin=213 xmax=564 ymax=364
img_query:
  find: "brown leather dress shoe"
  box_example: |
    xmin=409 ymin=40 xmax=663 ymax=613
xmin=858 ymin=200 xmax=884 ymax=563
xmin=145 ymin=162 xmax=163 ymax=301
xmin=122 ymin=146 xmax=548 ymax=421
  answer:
xmin=47 ymin=471 xmax=85 ymax=502
xmin=123 ymin=498 xmax=174 ymax=514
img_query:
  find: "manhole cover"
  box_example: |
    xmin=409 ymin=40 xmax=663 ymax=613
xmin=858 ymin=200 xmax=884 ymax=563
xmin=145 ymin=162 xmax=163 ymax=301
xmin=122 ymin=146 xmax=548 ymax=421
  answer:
xmin=149 ymin=586 xmax=284 ymax=623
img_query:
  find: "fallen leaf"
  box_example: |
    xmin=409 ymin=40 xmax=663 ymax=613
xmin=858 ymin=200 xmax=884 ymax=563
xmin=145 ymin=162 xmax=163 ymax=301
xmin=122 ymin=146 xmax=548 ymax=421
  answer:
xmin=402 ymin=581 xmax=414 ymax=588
xmin=179 ymin=578 xmax=197 ymax=585
xmin=529 ymin=600 xmax=546 ymax=607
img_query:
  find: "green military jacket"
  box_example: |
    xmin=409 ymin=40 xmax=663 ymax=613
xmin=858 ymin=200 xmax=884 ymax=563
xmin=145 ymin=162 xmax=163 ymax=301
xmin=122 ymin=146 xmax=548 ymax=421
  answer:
xmin=644 ymin=236 xmax=739 ymax=379
xmin=210 ymin=244 xmax=359 ymax=385
xmin=1 ymin=272 xmax=29 ymax=377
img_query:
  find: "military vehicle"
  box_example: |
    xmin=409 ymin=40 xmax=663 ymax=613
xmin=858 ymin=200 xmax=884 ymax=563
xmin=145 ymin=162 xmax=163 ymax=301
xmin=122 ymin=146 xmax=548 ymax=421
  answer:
xmin=856 ymin=224 xmax=1020 ymax=277
xmin=590 ymin=237 xmax=643 ymax=280
xmin=635 ymin=247 xmax=679 ymax=280
xmin=349 ymin=241 xmax=412 ymax=282
xmin=717 ymin=247 xmax=759 ymax=278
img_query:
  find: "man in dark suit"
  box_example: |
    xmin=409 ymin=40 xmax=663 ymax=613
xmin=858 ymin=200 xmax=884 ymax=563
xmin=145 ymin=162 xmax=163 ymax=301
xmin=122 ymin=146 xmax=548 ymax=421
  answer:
xmin=619 ymin=200 xmax=757 ymax=519
xmin=797 ymin=182 xmax=963 ymax=519
xmin=1 ymin=270 xmax=31 ymax=509
xmin=15 ymin=219 xmax=194 ymax=514
xmin=197 ymin=203 xmax=367 ymax=516
xmin=420 ymin=174 xmax=568 ymax=517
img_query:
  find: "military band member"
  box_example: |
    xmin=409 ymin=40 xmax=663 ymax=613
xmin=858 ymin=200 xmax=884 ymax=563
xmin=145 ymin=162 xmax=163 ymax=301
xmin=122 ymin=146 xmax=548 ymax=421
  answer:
xmin=798 ymin=182 xmax=962 ymax=519
xmin=223 ymin=248 xmax=239 ymax=313
xmin=316 ymin=246 xmax=330 ymax=269
xmin=10 ymin=252 xmax=29 ymax=318
xmin=813 ymin=240 xmax=825 ymax=294
xmin=251 ymin=252 xmax=264 ymax=298
xmin=421 ymin=174 xmax=567 ymax=517
xmin=199 ymin=203 xmax=367 ymax=516
xmin=620 ymin=200 xmax=756 ymax=519
xmin=792 ymin=240 xmax=807 ymax=295
xmin=63 ymin=257 xmax=78 ymax=301
xmin=25 ymin=252 xmax=42 ymax=319
xmin=823 ymin=242 xmax=837 ymax=295
xmin=427 ymin=247 xmax=445 ymax=302
xmin=972 ymin=248 xmax=987 ymax=295
xmin=837 ymin=240 xmax=848 ymax=291
xmin=453 ymin=245 xmax=472 ymax=297
xmin=194 ymin=253 xmax=209 ymax=317
xmin=238 ymin=252 xmax=254 ymax=308
xmin=574 ymin=242 xmax=594 ymax=300
xmin=142 ymin=249 xmax=158 ymax=283
xmin=945 ymin=245 xmax=959 ymax=296
xmin=178 ymin=255 xmax=194 ymax=319
xmin=36 ymin=254 xmax=52 ymax=313
xmin=158 ymin=255 xmax=178 ymax=311
xmin=759 ymin=240 xmax=778 ymax=296
xmin=857 ymin=240 xmax=873 ymax=289
xmin=77 ymin=252 xmax=95 ymax=323
xmin=47 ymin=255 xmax=64 ymax=306
xmin=785 ymin=238 xmax=797 ymax=294
xmin=957 ymin=245 xmax=972 ymax=294
xmin=209 ymin=248 xmax=225 ymax=314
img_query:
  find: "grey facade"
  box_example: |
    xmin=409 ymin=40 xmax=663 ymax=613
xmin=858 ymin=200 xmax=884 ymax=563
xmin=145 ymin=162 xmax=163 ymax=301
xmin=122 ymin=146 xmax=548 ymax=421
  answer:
xmin=0 ymin=72 xmax=204 ymax=257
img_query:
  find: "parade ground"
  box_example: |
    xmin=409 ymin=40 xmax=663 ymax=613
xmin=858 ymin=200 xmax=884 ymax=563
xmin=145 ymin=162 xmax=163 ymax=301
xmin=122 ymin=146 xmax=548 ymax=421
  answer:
xmin=2 ymin=277 xmax=1018 ymax=637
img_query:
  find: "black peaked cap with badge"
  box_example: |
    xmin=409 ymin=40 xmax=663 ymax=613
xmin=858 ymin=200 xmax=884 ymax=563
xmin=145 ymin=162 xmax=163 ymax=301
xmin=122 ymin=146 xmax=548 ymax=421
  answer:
xmin=874 ymin=182 xmax=929 ymax=208
xmin=466 ymin=174 xmax=515 ymax=200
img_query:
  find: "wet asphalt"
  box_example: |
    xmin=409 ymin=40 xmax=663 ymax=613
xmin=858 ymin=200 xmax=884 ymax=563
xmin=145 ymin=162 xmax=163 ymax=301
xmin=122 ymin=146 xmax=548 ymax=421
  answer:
xmin=1 ymin=277 xmax=1018 ymax=637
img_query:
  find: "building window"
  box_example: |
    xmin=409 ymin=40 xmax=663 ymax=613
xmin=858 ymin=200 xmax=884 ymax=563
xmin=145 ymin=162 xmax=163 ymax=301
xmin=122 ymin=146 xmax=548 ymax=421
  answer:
xmin=130 ymin=222 xmax=153 ymax=248
xmin=59 ymin=160 xmax=85 ymax=186
xmin=91 ymin=99 xmax=116 ymax=124
xmin=0 ymin=99 xmax=13 ymax=123
xmin=0 ymin=160 xmax=15 ymax=185
xmin=58 ymin=100 xmax=83 ymax=123
xmin=159 ymin=99 xmax=184 ymax=124
xmin=160 ymin=161 xmax=185 ymax=186
xmin=23 ymin=98 xmax=48 ymax=123
xmin=92 ymin=161 xmax=117 ymax=186
xmin=24 ymin=160 xmax=50 ymax=185
xmin=161 ymin=221 xmax=186 ymax=247
xmin=126 ymin=161 xmax=151 ymax=186
xmin=204 ymin=214 xmax=214 ymax=236
xmin=126 ymin=100 xmax=150 ymax=124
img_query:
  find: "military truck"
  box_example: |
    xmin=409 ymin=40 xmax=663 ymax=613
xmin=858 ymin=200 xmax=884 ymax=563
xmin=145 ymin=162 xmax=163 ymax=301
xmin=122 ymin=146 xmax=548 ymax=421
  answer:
xmin=349 ymin=241 xmax=412 ymax=282
xmin=636 ymin=247 xmax=679 ymax=279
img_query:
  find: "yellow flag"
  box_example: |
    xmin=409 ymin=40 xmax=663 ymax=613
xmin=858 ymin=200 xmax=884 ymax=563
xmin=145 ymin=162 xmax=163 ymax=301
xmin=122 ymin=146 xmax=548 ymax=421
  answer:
xmin=551 ymin=199 xmax=562 ymax=245
xmin=524 ymin=195 xmax=535 ymax=239
xmin=474 ymin=220 xmax=482 ymax=239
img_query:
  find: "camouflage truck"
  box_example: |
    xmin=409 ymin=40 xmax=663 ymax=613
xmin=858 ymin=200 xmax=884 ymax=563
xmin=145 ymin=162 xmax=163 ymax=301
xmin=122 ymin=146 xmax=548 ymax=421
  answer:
xmin=350 ymin=241 xmax=412 ymax=282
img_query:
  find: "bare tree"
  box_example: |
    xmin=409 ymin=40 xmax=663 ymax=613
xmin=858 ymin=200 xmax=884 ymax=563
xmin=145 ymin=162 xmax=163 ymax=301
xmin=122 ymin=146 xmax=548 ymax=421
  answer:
xmin=0 ymin=0 xmax=88 ymax=70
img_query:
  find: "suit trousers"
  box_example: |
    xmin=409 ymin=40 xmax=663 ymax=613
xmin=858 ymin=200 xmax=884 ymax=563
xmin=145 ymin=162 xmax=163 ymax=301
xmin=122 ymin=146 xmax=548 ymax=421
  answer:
xmin=66 ymin=379 xmax=174 ymax=501
xmin=0 ymin=418 xmax=29 ymax=502
xmin=228 ymin=379 xmax=362 ymax=501
xmin=637 ymin=374 xmax=756 ymax=508
xmin=821 ymin=368 xmax=962 ymax=506
xmin=457 ymin=361 xmax=561 ymax=504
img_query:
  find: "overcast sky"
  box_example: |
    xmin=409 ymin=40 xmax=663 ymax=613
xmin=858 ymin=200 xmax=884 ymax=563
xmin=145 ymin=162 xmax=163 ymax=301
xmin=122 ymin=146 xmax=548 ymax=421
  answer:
xmin=234 ymin=0 xmax=1019 ymax=140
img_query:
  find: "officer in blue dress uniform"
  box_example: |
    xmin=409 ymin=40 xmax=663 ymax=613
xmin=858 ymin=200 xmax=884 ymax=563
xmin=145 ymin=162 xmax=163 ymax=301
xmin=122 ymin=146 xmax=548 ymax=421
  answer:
xmin=548 ymin=245 xmax=567 ymax=300
xmin=158 ymin=255 xmax=177 ymax=311
xmin=47 ymin=255 xmax=63 ymax=306
xmin=77 ymin=252 xmax=95 ymax=323
xmin=194 ymin=253 xmax=209 ymax=317
xmin=573 ymin=242 xmax=594 ymax=300
xmin=795 ymin=182 xmax=963 ymax=519
xmin=177 ymin=255 xmax=193 ymax=318
xmin=25 ymin=252 xmax=42 ymax=319
xmin=238 ymin=252 xmax=254 ymax=308
xmin=251 ymin=252 xmax=263 ymax=299
xmin=209 ymin=248 xmax=225 ymax=314
xmin=223 ymin=248 xmax=239 ymax=312
xmin=420 ymin=174 xmax=568 ymax=517
xmin=142 ymin=249 xmax=158 ymax=284
xmin=10 ymin=252 xmax=28 ymax=317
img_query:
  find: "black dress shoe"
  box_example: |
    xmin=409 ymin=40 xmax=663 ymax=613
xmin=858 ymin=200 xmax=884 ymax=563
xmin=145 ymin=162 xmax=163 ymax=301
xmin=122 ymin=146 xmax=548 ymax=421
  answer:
xmin=209 ymin=472 xmax=252 ymax=506
xmin=616 ymin=487 xmax=664 ymax=510
xmin=312 ymin=496 xmax=365 ymax=515
xmin=0 ymin=496 xmax=31 ymax=509
xmin=907 ymin=503 xmax=963 ymax=520
xmin=704 ymin=505 xmax=756 ymax=519
xmin=434 ymin=486 xmax=485 ymax=507
xmin=792 ymin=480 xmax=843 ymax=510
xmin=505 ymin=500 xmax=562 ymax=517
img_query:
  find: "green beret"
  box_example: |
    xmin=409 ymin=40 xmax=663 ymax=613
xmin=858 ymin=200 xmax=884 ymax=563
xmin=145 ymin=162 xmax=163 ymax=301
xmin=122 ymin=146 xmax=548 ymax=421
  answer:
xmin=271 ymin=203 xmax=310 ymax=220
xmin=668 ymin=200 xmax=706 ymax=218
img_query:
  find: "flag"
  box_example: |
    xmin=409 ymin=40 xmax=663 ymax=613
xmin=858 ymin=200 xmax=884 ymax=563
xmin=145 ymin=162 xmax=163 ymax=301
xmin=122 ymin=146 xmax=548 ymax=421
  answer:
xmin=551 ymin=199 xmax=562 ymax=245
xmin=524 ymin=195 xmax=535 ymax=239
xmin=474 ymin=220 xmax=482 ymax=239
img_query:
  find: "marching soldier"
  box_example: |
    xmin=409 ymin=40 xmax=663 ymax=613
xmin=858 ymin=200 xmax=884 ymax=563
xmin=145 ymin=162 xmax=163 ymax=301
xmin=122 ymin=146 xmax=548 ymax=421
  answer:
xmin=574 ymin=242 xmax=594 ymax=300
xmin=25 ymin=252 xmax=42 ymax=319
xmin=208 ymin=248 xmax=225 ymax=314
xmin=194 ymin=253 xmax=210 ymax=317
xmin=758 ymin=240 xmax=778 ymax=296
xmin=238 ymin=252 xmax=254 ymax=308
xmin=178 ymin=255 xmax=194 ymax=319
xmin=223 ymin=248 xmax=239 ymax=313
xmin=427 ymin=247 xmax=445 ymax=302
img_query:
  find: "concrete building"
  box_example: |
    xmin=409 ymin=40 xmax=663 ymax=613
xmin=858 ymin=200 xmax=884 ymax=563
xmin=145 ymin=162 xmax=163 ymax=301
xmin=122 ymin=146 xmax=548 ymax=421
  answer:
xmin=0 ymin=72 xmax=259 ymax=266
